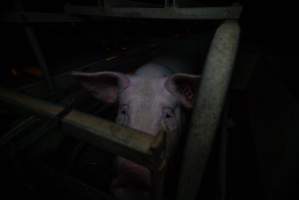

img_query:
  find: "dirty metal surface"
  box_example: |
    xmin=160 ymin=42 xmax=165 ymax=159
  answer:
xmin=0 ymin=87 xmax=162 ymax=168
xmin=177 ymin=20 xmax=240 ymax=200
xmin=65 ymin=5 xmax=242 ymax=20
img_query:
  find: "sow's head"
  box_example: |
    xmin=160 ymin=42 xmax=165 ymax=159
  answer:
xmin=72 ymin=71 xmax=200 ymax=136
xmin=72 ymin=70 xmax=200 ymax=200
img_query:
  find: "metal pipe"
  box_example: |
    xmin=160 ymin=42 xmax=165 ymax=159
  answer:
xmin=0 ymin=87 xmax=162 ymax=168
xmin=103 ymin=0 xmax=110 ymax=8
xmin=173 ymin=0 xmax=177 ymax=8
xmin=177 ymin=20 xmax=240 ymax=200
xmin=164 ymin=0 xmax=169 ymax=7
xmin=219 ymin=104 xmax=230 ymax=200
xmin=64 ymin=5 xmax=243 ymax=20
xmin=151 ymin=168 xmax=165 ymax=200
xmin=24 ymin=25 xmax=55 ymax=91
xmin=13 ymin=0 xmax=54 ymax=91
xmin=0 ymin=116 xmax=38 ymax=147
xmin=16 ymin=97 xmax=74 ymax=150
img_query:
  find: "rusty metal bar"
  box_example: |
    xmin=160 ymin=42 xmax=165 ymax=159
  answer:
xmin=65 ymin=5 xmax=242 ymax=20
xmin=0 ymin=87 xmax=160 ymax=167
xmin=177 ymin=20 xmax=240 ymax=200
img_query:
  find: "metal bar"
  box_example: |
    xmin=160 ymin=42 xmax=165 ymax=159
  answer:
xmin=218 ymin=102 xmax=231 ymax=200
xmin=64 ymin=141 xmax=86 ymax=172
xmin=98 ymin=0 xmax=104 ymax=7
xmin=164 ymin=0 xmax=170 ymax=7
xmin=219 ymin=116 xmax=228 ymax=200
xmin=173 ymin=0 xmax=177 ymax=8
xmin=177 ymin=20 xmax=240 ymax=200
xmin=0 ymin=87 xmax=160 ymax=167
xmin=16 ymin=98 xmax=74 ymax=150
xmin=65 ymin=5 xmax=242 ymax=20
xmin=151 ymin=166 xmax=166 ymax=200
xmin=150 ymin=129 xmax=167 ymax=200
xmin=11 ymin=0 xmax=55 ymax=91
xmin=0 ymin=116 xmax=38 ymax=147
xmin=24 ymin=26 xmax=55 ymax=91
xmin=1 ymin=12 xmax=81 ymax=23
xmin=103 ymin=0 xmax=111 ymax=8
xmin=102 ymin=0 xmax=160 ymax=7
xmin=33 ymin=163 xmax=116 ymax=200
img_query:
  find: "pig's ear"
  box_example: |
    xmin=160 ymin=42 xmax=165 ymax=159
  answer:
xmin=165 ymin=73 xmax=200 ymax=108
xmin=71 ymin=71 xmax=130 ymax=104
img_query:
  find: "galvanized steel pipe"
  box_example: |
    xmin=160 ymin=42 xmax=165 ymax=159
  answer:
xmin=177 ymin=20 xmax=240 ymax=200
xmin=0 ymin=87 xmax=159 ymax=167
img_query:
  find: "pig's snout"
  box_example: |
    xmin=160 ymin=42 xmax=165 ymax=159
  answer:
xmin=111 ymin=159 xmax=151 ymax=200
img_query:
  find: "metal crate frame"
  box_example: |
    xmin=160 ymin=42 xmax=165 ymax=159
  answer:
xmin=1 ymin=1 xmax=241 ymax=199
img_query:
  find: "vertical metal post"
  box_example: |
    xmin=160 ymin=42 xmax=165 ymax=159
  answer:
xmin=219 ymin=105 xmax=230 ymax=200
xmin=151 ymin=168 xmax=165 ymax=200
xmin=164 ymin=0 xmax=169 ymax=7
xmin=173 ymin=0 xmax=177 ymax=8
xmin=103 ymin=0 xmax=111 ymax=8
xmin=177 ymin=20 xmax=240 ymax=200
xmin=97 ymin=0 xmax=103 ymax=7
xmin=24 ymin=25 xmax=55 ymax=91
xmin=14 ymin=0 xmax=54 ymax=91
xmin=150 ymin=129 xmax=167 ymax=200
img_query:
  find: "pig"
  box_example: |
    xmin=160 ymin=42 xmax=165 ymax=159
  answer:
xmin=72 ymin=47 xmax=201 ymax=200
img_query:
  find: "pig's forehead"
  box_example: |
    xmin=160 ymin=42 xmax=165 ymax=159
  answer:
xmin=120 ymin=76 xmax=175 ymax=105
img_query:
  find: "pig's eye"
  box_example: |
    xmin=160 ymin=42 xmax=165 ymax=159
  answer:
xmin=119 ymin=105 xmax=128 ymax=114
xmin=121 ymin=109 xmax=127 ymax=115
xmin=117 ymin=105 xmax=129 ymax=125
xmin=162 ymin=107 xmax=177 ymax=132
xmin=162 ymin=107 xmax=175 ymax=119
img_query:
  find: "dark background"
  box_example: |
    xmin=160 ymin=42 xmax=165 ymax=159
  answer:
xmin=0 ymin=1 xmax=298 ymax=200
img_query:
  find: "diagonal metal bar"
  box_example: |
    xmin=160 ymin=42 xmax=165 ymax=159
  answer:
xmin=0 ymin=87 xmax=161 ymax=168
xmin=16 ymin=97 xmax=74 ymax=150
xmin=0 ymin=116 xmax=39 ymax=148
xmin=24 ymin=25 xmax=55 ymax=92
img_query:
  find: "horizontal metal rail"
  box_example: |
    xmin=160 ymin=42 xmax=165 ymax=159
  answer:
xmin=65 ymin=4 xmax=242 ymax=20
xmin=0 ymin=87 xmax=162 ymax=168
xmin=1 ymin=12 xmax=82 ymax=23
xmin=100 ymin=0 xmax=161 ymax=8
